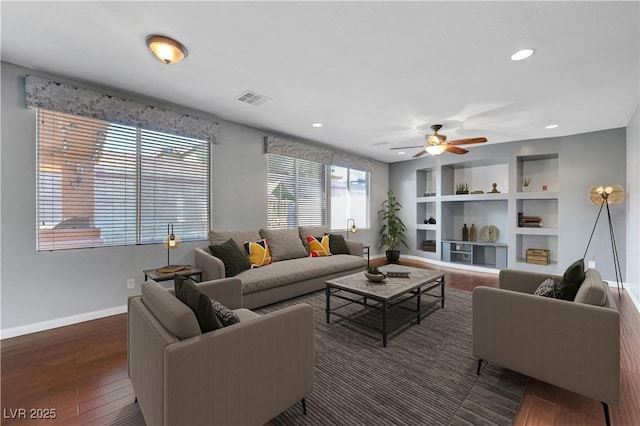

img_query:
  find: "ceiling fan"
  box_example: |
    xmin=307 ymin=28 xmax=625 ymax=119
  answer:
xmin=391 ymin=124 xmax=487 ymax=158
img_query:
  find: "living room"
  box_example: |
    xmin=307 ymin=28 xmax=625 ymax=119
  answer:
xmin=1 ymin=1 xmax=639 ymax=425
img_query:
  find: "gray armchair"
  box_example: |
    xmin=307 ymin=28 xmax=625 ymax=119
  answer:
xmin=128 ymin=277 xmax=314 ymax=426
xmin=472 ymin=268 xmax=619 ymax=425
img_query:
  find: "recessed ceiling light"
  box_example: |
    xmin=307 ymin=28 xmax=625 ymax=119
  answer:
xmin=397 ymin=151 xmax=406 ymax=155
xmin=312 ymin=123 xmax=323 ymax=128
xmin=511 ymin=48 xmax=535 ymax=61
xmin=545 ymin=124 xmax=559 ymax=129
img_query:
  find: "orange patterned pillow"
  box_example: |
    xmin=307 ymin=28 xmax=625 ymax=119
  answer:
xmin=243 ymin=239 xmax=272 ymax=268
xmin=306 ymin=235 xmax=332 ymax=257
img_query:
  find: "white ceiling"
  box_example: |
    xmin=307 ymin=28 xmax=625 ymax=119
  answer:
xmin=2 ymin=1 xmax=638 ymax=163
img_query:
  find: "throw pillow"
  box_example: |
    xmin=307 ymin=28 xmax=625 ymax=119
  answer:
xmin=259 ymin=228 xmax=308 ymax=261
xmin=210 ymin=299 xmax=240 ymax=327
xmin=243 ymin=239 xmax=272 ymax=267
xmin=174 ymin=276 xmax=223 ymax=332
xmin=306 ymin=235 xmax=332 ymax=257
xmin=533 ymin=278 xmax=556 ymax=297
xmin=554 ymin=258 xmax=586 ymax=301
xmin=326 ymin=233 xmax=350 ymax=255
xmin=209 ymin=238 xmax=251 ymax=277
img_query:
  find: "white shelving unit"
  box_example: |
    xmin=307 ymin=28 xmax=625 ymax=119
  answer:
xmin=415 ymin=153 xmax=560 ymax=272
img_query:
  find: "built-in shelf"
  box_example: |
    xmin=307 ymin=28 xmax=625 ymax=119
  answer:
xmin=516 ymin=227 xmax=558 ymax=235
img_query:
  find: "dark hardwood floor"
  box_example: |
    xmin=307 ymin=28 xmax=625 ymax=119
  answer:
xmin=2 ymin=259 xmax=639 ymax=425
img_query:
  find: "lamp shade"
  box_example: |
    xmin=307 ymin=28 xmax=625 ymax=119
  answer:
xmin=588 ymin=185 xmax=625 ymax=205
xmin=146 ymin=35 xmax=188 ymax=64
xmin=426 ymin=144 xmax=447 ymax=155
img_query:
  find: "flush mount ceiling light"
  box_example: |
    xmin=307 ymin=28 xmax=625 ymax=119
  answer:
xmin=312 ymin=123 xmax=323 ymax=128
xmin=511 ymin=48 xmax=535 ymax=61
xmin=146 ymin=35 xmax=188 ymax=65
xmin=545 ymin=124 xmax=559 ymax=129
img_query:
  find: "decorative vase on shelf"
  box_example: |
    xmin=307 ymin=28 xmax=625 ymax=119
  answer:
xmin=428 ymin=216 xmax=436 ymax=224
xmin=470 ymin=224 xmax=477 ymax=241
xmin=462 ymin=223 xmax=469 ymax=241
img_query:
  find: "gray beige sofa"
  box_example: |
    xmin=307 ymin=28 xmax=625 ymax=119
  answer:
xmin=128 ymin=277 xmax=314 ymax=426
xmin=472 ymin=268 xmax=619 ymax=425
xmin=195 ymin=226 xmax=367 ymax=309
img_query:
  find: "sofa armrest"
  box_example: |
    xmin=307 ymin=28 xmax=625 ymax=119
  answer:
xmin=197 ymin=277 xmax=243 ymax=310
xmin=194 ymin=247 xmax=225 ymax=281
xmin=472 ymin=286 xmax=620 ymax=404
xmin=499 ymin=269 xmax=561 ymax=294
xmin=164 ymin=303 xmax=315 ymax=426
xmin=345 ymin=239 xmax=363 ymax=256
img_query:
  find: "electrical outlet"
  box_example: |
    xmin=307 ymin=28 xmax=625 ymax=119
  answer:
xmin=588 ymin=261 xmax=596 ymax=269
xmin=127 ymin=278 xmax=135 ymax=289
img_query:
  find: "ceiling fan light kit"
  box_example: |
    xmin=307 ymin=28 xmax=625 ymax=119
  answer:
xmin=399 ymin=124 xmax=488 ymax=158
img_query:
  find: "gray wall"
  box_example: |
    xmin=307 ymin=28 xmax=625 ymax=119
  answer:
xmin=389 ymin=128 xmax=628 ymax=283
xmin=627 ymin=106 xmax=640 ymax=305
xmin=0 ymin=62 xmax=388 ymax=333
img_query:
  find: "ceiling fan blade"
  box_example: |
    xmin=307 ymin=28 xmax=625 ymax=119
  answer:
xmin=448 ymin=137 xmax=488 ymax=145
xmin=412 ymin=149 xmax=429 ymax=158
xmin=390 ymin=145 xmax=424 ymax=150
xmin=446 ymin=145 xmax=469 ymax=155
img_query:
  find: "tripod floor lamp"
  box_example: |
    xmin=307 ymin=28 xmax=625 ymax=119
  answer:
xmin=583 ymin=185 xmax=625 ymax=297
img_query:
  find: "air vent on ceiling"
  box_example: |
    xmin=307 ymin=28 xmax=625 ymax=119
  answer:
xmin=237 ymin=90 xmax=272 ymax=106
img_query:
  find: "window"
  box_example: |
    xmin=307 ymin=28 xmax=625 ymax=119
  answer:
xmin=267 ymin=154 xmax=326 ymax=229
xmin=330 ymin=166 xmax=369 ymax=230
xmin=37 ymin=109 xmax=209 ymax=250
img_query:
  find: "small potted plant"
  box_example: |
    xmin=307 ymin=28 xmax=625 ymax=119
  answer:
xmin=523 ymin=177 xmax=533 ymax=192
xmin=364 ymin=266 xmax=386 ymax=282
xmin=378 ymin=190 xmax=409 ymax=263
xmin=455 ymin=183 xmax=469 ymax=195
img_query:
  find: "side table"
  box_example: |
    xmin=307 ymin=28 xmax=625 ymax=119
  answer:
xmin=143 ymin=265 xmax=203 ymax=284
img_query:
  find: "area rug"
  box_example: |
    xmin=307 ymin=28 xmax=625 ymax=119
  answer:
xmin=260 ymin=287 xmax=527 ymax=426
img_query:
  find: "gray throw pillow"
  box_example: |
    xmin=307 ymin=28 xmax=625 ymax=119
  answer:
xmin=210 ymin=299 xmax=240 ymax=326
xmin=209 ymin=238 xmax=251 ymax=277
xmin=259 ymin=228 xmax=308 ymax=261
xmin=174 ymin=276 xmax=223 ymax=333
xmin=533 ymin=278 xmax=556 ymax=298
xmin=554 ymin=258 xmax=585 ymax=300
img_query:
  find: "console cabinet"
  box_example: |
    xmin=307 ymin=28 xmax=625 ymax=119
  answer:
xmin=415 ymin=154 xmax=559 ymax=272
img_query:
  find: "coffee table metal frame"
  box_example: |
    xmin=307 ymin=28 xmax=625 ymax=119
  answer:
xmin=325 ymin=267 xmax=445 ymax=347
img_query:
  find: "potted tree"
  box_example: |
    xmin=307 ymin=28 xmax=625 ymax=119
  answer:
xmin=378 ymin=189 xmax=409 ymax=263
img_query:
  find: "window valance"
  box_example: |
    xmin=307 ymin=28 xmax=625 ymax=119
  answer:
xmin=264 ymin=136 xmax=377 ymax=173
xmin=25 ymin=75 xmax=220 ymax=143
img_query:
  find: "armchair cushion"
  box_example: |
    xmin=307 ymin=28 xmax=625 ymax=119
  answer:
xmin=209 ymin=238 xmax=251 ymax=277
xmin=533 ymin=278 xmax=556 ymax=297
xmin=175 ymin=276 xmax=223 ymax=332
xmin=210 ymin=299 xmax=240 ymax=327
xmin=554 ymin=258 xmax=585 ymax=300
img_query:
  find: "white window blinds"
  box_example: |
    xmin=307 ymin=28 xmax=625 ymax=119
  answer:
xmin=267 ymin=154 xmax=326 ymax=229
xmin=37 ymin=109 xmax=209 ymax=251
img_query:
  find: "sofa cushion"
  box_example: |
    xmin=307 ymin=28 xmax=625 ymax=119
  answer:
xmin=259 ymin=228 xmax=308 ymax=261
xmin=243 ymin=239 xmax=272 ymax=267
xmin=574 ymin=269 xmax=608 ymax=306
xmin=209 ymin=228 xmax=261 ymax=252
xmin=175 ymin=276 xmax=224 ymax=332
xmin=306 ymin=235 xmax=332 ymax=257
xmin=554 ymin=258 xmax=585 ymax=301
xmin=236 ymin=254 xmax=366 ymax=294
xmin=209 ymin=238 xmax=251 ymax=277
xmin=141 ymin=280 xmax=201 ymax=340
xmin=533 ymin=277 xmax=556 ymax=297
xmin=327 ymin=233 xmax=350 ymax=255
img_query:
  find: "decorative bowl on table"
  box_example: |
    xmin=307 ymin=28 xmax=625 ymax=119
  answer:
xmin=364 ymin=271 xmax=386 ymax=282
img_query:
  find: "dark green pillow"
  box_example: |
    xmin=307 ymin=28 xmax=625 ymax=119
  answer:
xmin=209 ymin=238 xmax=250 ymax=277
xmin=174 ymin=276 xmax=223 ymax=332
xmin=554 ymin=258 xmax=585 ymax=301
xmin=327 ymin=233 xmax=350 ymax=255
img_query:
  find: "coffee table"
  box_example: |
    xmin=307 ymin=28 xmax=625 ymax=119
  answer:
xmin=325 ymin=266 xmax=445 ymax=347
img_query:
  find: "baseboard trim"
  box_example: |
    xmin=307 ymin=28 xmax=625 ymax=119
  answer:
xmin=1 ymin=305 xmax=127 ymax=340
